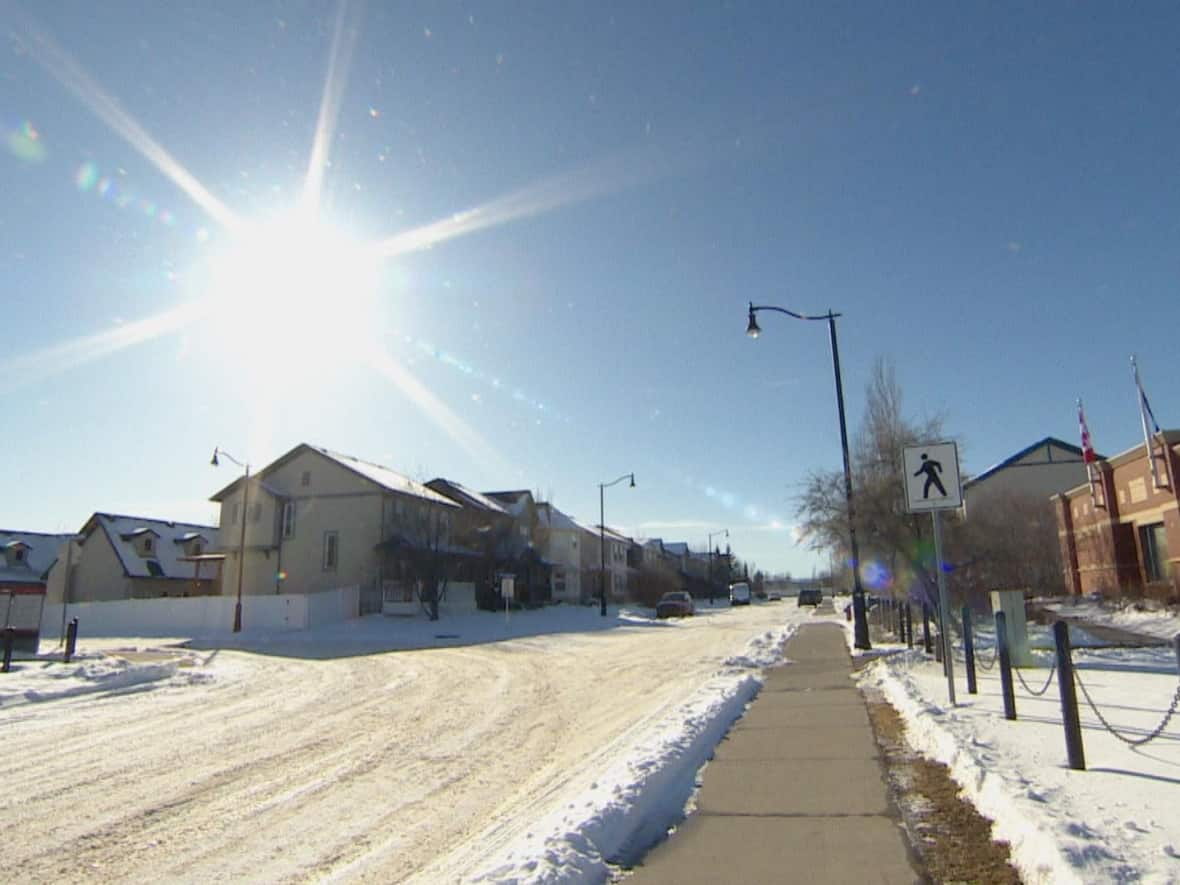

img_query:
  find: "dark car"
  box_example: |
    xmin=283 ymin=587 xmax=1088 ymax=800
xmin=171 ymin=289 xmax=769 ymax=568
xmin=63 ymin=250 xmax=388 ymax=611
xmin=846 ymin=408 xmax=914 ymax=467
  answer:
xmin=656 ymin=591 xmax=695 ymax=618
xmin=797 ymin=588 xmax=823 ymax=607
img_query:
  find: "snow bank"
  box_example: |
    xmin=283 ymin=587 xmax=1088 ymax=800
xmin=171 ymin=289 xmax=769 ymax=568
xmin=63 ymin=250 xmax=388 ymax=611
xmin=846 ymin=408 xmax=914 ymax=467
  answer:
xmin=469 ymin=624 xmax=795 ymax=883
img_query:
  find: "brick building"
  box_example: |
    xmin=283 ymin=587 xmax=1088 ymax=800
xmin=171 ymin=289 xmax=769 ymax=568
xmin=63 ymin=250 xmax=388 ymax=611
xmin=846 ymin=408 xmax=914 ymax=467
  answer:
xmin=1053 ymin=431 xmax=1179 ymax=601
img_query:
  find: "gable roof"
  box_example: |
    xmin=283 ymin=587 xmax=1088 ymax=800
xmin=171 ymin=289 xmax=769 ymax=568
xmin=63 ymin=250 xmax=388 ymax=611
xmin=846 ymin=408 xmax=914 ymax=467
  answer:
xmin=210 ymin=443 xmax=458 ymax=508
xmin=484 ymin=490 xmax=535 ymax=518
xmin=85 ymin=513 xmax=220 ymax=581
xmin=964 ymin=437 xmax=1093 ymax=489
xmin=0 ymin=530 xmax=76 ymax=584
xmin=427 ymin=478 xmax=509 ymax=514
xmin=537 ymin=502 xmax=579 ymax=532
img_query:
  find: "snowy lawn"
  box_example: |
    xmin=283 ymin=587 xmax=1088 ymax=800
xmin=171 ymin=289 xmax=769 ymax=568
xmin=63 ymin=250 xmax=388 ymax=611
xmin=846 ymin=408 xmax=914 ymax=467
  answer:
xmin=850 ymin=598 xmax=1180 ymax=884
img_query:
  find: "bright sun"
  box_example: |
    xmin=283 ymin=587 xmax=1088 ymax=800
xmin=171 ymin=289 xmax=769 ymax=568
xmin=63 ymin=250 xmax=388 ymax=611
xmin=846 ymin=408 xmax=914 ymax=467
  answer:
xmin=204 ymin=212 xmax=382 ymax=380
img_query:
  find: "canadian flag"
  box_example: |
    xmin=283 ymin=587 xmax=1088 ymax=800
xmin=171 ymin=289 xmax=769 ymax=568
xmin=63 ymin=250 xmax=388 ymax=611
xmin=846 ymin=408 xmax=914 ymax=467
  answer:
xmin=1078 ymin=400 xmax=1097 ymax=464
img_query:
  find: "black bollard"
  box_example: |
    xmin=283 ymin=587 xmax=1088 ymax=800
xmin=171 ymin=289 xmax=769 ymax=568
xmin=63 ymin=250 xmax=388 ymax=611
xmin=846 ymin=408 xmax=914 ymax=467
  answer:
xmin=64 ymin=618 xmax=78 ymax=664
xmin=962 ymin=605 xmax=977 ymax=695
xmin=2 ymin=628 xmax=14 ymax=673
xmin=996 ymin=611 xmax=1016 ymax=720
xmin=1053 ymin=621 xmax=1086 ymax=771
xmin=922 ymin=604 xmax=933 ymax=654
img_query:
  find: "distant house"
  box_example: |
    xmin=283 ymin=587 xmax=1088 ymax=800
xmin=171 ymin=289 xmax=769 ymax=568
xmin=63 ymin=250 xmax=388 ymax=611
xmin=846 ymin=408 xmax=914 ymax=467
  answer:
xmin=964 ymin=437 xmax=1093 ymax=515
xmin=209 ymin=443 xmax=461 ymax=615
xmin=579 ymin=521 xmax=633 ymax=604
xmin=44 ymin=514 xmax=220 ymax=603
xmin=536 ymin=502 xmax=583 ymax=604
xmin=2 ymin=530 xmax=75 ymax=651
xmin=484 ymin=490 xmax=551 ymax=606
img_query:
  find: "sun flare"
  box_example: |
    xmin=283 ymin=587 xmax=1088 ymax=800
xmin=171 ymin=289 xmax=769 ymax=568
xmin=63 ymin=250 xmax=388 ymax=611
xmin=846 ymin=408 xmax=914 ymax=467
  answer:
xmin=204 ymin=213 xmax=382 ymax=380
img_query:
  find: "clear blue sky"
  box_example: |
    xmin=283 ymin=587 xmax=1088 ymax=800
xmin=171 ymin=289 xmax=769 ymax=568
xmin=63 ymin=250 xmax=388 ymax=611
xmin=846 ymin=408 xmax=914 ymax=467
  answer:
xmin=3 ymin=2 xmax=1178 ymax=578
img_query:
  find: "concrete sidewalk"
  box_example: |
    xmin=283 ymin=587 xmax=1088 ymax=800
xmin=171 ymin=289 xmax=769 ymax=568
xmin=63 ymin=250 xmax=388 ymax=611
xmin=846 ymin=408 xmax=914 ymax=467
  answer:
xmin=627 ymin=622 xmax=920 ymax=884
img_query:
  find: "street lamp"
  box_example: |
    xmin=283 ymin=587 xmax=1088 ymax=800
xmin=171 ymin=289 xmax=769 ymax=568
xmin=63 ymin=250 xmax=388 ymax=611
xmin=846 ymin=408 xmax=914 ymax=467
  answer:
xmin=706 ymin=528 xmax=728 ymax=603
xmin=599 ymin=472 xmax=635 ymax=617
xmin=746 ymin=301 xmax=871 ymax=650
xmin=211 ymin=447 xmax=249 ymax=633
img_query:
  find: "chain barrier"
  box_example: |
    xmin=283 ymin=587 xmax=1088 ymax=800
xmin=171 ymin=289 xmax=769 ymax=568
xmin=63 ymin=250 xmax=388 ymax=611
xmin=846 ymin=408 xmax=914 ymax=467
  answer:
xmin=1073 ymin=668 xmax=1180 ymax=747
xmin=1014 ymin=658 xmax=1058 ymax=697
xmin=976 ymin=641 xmax=999 ymax=672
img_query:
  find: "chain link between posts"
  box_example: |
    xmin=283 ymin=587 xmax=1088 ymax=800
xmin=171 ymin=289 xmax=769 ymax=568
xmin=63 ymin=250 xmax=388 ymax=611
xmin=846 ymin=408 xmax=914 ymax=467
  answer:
xmin=1073 ymin=668 xmax=1180 ymax=747
xmin=1014 ymin=658 xmax=1058 ymax=696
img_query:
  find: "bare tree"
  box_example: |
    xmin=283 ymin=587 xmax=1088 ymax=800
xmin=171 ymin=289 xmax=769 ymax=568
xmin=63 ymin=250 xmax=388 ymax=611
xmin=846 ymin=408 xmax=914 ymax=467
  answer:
xmin=796 ymin=357 xmax=948 ymax=603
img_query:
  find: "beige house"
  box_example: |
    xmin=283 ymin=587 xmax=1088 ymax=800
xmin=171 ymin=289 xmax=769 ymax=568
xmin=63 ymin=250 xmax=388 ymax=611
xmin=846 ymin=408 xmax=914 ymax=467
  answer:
xmin=579 ymin=521 xmax=632 ymax=603
xmin=45 ymin=513 xmax=220 ymax=603
xmin=209 ymin=444 xmax=461 ymax=613
xmin=536 ymin=503 xmax=582 ymax=604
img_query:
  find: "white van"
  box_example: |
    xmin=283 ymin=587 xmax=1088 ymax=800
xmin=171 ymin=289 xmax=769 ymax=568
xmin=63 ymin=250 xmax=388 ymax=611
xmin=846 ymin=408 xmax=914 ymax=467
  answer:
xmin=729 ymin=581 xmax=752 ymax=606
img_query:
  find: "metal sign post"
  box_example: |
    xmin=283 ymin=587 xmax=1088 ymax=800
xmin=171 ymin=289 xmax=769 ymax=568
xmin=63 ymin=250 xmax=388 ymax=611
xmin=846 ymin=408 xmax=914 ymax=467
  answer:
xmin=903 ymin=441 xmax=963 ymax=707
xmin=500 ymin=574 xmax=515 ymax=625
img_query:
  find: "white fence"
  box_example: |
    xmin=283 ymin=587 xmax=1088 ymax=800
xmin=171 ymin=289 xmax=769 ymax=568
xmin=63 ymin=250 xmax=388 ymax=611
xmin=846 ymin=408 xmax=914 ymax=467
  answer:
xmin=40 ymin=586 xmax=361 ymax=639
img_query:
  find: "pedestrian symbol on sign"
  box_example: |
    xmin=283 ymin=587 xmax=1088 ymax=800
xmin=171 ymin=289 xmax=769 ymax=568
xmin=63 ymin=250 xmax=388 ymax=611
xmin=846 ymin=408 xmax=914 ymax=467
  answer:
xmin=914 ymin=453 xmax=947 ymax=498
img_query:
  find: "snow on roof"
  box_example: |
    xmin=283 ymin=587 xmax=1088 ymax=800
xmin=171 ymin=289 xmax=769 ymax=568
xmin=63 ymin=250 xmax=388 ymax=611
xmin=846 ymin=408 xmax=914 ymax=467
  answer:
xmin=574 ymin=521 xmax=633 ymax=545
xmin=484 ymin=490 xmax=533 ymax=518
xmin=310 ymin=447 xmax=459 ymax=508
xmin=90 ymin=513 xmax=220 ymax=581
xmin=427 ymin=479 xmax=509 ymax=514
xmin=538 ymin=503 xmax=579 ymax=532
xmin=0 ymin=530 xmax=75 ymax=584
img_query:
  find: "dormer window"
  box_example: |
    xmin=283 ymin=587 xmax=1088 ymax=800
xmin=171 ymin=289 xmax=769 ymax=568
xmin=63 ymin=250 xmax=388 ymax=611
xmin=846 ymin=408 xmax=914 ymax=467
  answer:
xmin=4 ymin=542 xmax=30 ymax=569
xmin=121 ymin=528 xmax=161 ymax=559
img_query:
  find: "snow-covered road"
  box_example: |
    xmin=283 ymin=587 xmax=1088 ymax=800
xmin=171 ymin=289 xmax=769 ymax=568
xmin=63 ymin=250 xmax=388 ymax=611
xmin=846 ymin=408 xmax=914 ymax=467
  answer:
xmin=1 ymin=603 xmax=806 ymax=883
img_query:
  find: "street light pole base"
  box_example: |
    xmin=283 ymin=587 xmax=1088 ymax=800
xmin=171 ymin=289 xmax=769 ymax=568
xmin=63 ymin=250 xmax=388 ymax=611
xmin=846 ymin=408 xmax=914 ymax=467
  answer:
xmin=233 ymin=602 xmax=243 ymax=633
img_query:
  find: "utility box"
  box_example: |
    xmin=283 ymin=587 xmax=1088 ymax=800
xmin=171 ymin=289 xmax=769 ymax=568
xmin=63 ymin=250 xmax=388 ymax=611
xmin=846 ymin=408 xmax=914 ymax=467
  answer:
xmin=990 ymin=589 xmax=1034 ymax=667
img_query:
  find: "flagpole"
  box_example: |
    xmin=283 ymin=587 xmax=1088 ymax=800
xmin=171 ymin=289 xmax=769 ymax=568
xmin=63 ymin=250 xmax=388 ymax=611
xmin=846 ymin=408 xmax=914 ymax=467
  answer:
xmin=1078 ymin=398 xmax=1098 ymax=506
xmin=1132 ymin=356 xmax=1164 ymax=489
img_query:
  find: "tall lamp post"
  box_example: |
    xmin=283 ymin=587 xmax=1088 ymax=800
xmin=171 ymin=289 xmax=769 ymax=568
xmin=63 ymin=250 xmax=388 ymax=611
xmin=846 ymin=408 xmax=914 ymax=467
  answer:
xmin=706 ymin=528 xmax=728 ymax=603
xmin=211 ymin=447 xmax=249 ymax=633
xmin=599 ymin=472 xmax=635 ymax=617
xmin=746 ymin=302 xmax=871 ymax=650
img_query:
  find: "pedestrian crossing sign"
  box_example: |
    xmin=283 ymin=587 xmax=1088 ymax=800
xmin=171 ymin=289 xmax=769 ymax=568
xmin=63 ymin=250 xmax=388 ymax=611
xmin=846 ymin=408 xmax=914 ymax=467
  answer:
xmin=903 ymin=442 xmax=963 ymax=512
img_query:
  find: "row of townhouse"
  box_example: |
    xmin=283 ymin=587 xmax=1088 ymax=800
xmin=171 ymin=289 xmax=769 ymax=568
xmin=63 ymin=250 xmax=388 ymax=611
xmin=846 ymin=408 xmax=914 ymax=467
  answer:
xmin=14 ymin=443 xmax=732 ymax=629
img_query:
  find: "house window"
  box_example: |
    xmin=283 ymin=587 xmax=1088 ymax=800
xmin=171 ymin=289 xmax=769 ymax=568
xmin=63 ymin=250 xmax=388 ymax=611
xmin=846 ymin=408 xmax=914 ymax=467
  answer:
xmin=301 ymin=470 xmax=311 ymax=487
xmin=323 ymin=531 xmax=338 ymax=571
xmin=230 ymin=502 xmax=239 ymax=525
xmin=144 ymin=537 xmax=153 ymax=554
xmin=251 ymin=502 xmax=262 ymax=523
xmin=554 ymin=568 xmax=566 ymax=593
xmin=13 ymin=548 xmax=24 ymax=563
xmin=1140 ymin=522 xmax=1171 ymax=583
xmin=282 ymin=501 xmax=296 ymax=539
xmin=192 ymin=541 xmax=203 ymax=556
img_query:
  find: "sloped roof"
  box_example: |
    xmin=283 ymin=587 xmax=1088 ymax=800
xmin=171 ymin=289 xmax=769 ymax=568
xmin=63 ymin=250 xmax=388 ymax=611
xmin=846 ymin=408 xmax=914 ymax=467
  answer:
xmin=663 ymin=541 xmax=690 ymax=556
xmin=575 ymin=521 xmax=632 ymax=545
xmin=313 ymin=447 xmax=458 ymax=506
xmin=210 ymin=444 xmax=458 ymax=508
xmin=427 ymin=478 xmax=509 ymax=514
xmin=0 ymin=530 xmax=75 ymax=585
xmin=86 ymin=513 xmax=220 ymax=581
xmin=537 ymin=503 xmax=579 ymax=532
xmin=965 ymin=436 xmax=1091 ymax=488
xmin=484 ymin=490 xmax=534 ymax=518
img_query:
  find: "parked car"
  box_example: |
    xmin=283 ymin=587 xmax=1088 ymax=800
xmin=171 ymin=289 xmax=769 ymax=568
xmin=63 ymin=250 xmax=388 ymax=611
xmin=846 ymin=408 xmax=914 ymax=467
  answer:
xmin=798 ymin=588 xmax=823 ymax=607
xmin=767 ymin=590 xmax=783 ymax=602
xmin=656 ymin=591 xmax=695 ymax=618
xmin=729 ymin=581 xmax=752 ymax=606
